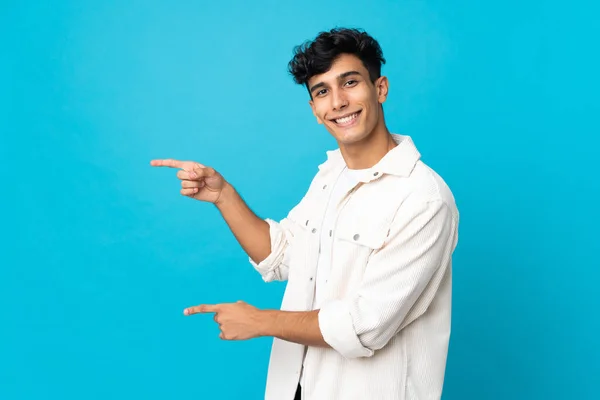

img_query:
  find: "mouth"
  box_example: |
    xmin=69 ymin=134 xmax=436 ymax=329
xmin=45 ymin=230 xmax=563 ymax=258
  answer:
xmin=330 ymin=110 xmax=362 ymax=127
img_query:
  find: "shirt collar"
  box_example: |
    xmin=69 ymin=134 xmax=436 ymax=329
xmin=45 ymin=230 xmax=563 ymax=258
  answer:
xmin=320 ymin=134 xmax=421 ymax=183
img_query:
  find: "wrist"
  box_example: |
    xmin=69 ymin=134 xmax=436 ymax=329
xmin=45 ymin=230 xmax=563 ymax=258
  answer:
xmin=257 ymin=309 xmax=279 ymax=337
xmin=214 ymin=182 xmax=236 ymax=208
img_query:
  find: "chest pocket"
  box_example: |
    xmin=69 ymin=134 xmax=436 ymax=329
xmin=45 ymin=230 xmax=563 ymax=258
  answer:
xmin=336 ymin=216 xmax=390 ymax=250
xmin=321 ymin=183 xmax=405 ymax=298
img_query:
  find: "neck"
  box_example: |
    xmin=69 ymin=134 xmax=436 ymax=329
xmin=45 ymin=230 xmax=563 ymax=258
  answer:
xmin=338 ymin=120 xmax=396 ymax=170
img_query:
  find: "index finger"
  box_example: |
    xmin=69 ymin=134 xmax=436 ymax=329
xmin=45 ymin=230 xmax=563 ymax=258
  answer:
xmin=184 ymin=304 xmax=219 ymax=316
xmin=150 ymin=159 xmax=186 ymax=169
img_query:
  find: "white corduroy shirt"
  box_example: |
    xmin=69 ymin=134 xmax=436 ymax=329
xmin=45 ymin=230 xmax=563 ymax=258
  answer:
xmin=250 ymin=134 xmax=459 ymax=400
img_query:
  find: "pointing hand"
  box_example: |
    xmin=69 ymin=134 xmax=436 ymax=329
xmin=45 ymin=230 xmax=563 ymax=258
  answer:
xmin=150 ymin=159 xmax=228 ymax=204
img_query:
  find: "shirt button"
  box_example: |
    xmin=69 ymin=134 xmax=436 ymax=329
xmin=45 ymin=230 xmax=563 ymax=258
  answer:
xmin=323 ymin=184 xmax=327 ymax=189
xmin=353 ymin=233 xmax=360 ymax=240
xmin=310 ymin=277 xmax=313 ymax=281
xmin=373 ymin=172 xmax=379 ymax=176
xmin=311 ymin=228 xmax=317 ymax=233
xmin=305 ymin=220 xmax=309 ymax=226
xmin=329 ymin=230 xmax=332 ymax=237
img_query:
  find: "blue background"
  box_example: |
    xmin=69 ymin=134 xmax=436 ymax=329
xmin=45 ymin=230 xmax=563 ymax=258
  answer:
xmin=1 ymin=1 xmax=598 ymax=399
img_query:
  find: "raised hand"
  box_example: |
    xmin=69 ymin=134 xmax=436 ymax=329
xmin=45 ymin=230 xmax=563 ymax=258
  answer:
xmin=150 ymin=159 xmax=228 ymax=204
xmin=151 ymin=157 xmax=272 ymax=265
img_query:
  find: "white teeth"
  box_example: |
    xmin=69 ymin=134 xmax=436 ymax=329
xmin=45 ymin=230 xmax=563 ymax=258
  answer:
xmin=335 ymin=112 xmax=358 ymax=124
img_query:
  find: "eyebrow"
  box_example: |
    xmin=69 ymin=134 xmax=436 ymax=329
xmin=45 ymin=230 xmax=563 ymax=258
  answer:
xmin=309 ymin=70 xmax=363 ymax=94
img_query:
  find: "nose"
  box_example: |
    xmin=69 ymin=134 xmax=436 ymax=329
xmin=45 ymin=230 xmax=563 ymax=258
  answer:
xmin=331 ymin=88 xmax=348 ymax=111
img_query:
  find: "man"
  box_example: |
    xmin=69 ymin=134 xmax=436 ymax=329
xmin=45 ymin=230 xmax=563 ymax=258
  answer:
xmin=151 ymin=28 xmax=459 ymax=400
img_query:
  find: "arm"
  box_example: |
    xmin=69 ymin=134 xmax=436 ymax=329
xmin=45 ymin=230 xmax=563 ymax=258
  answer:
xmin=259 ymin=309 xmax=329 ymax=347
xmin=217 ymin=183 xmax=302 ymax=282
xmin=257 ymin=200 xmax=456 ymax=352
xmin=215 ymin=183 xmax=272 ymax=264
xmin=316 ymin=199 xmax=457 ymax=358
xmin=186 ymin=199 xmax=458 ymax=354
xmin=185 ymin=303 xmax=330 ymax=347
xmin=151 ymin=158 xmax=274 ymax=266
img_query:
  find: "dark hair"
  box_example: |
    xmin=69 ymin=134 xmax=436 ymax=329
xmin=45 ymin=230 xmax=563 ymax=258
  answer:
xmin=288 ymin=28 xmax=386 ymax=90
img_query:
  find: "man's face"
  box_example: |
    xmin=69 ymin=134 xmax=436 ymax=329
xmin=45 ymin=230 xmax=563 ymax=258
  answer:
xmin=307 ymin=53 xmax=388 ymax=146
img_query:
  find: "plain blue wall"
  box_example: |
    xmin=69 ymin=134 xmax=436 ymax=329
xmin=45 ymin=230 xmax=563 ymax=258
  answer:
xmin=2 ymin=1 xmax=598 ymax=399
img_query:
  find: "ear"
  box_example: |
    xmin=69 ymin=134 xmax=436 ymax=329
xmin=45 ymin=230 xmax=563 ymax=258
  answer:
xmin=375 ymin=76 xmax=389 ymax=104
xmin=309 ymin=99 xmax=324 ymax=124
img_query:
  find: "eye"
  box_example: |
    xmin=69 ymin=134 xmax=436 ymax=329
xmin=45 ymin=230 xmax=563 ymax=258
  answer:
xmin=316 ymin=88 xmax=328 ymax=97
xmin=344 ymin=79 xmax=358 ymax=87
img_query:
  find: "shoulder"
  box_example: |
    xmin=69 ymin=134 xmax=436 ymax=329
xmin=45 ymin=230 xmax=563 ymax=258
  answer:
xmin=398 ymin=160 xmax=458 ymax=219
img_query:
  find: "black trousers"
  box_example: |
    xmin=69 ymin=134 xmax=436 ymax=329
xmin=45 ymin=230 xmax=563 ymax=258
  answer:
xmin=294 ymin=384 xmax=302 ymax=400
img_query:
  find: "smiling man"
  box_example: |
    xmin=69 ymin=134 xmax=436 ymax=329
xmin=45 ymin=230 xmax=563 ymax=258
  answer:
xmin=152 ymin=28 xmax=459 ymax=400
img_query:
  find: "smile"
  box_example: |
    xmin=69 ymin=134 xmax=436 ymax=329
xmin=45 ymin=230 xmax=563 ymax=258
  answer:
xmin=332 ymin=111 xmax=361 ymax=127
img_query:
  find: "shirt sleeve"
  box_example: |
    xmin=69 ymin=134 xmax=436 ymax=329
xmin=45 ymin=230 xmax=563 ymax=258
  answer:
xmin=248 ymin=217 xmax=295 ymax=282
xmin=318 ymin=198 xmax=458 ymax=359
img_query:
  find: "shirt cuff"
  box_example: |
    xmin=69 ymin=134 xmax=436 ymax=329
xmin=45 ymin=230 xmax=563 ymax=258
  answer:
xmin=248 ymin=218 xmax=287 ymax=282
xmin=318 ymin=299 xmax=374 ymax=359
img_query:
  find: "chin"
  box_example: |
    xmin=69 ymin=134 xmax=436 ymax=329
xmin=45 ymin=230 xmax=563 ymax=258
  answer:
xmin=334 ymin=128 xmax=371 ymax=145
